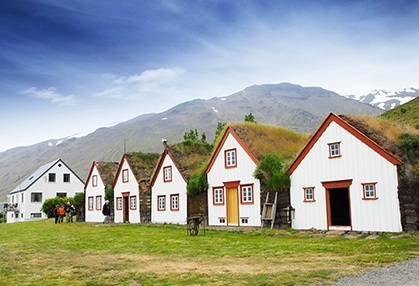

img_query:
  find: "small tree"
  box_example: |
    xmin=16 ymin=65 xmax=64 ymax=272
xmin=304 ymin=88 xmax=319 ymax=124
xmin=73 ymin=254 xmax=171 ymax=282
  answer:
xmin=214 ymin=122 xmax=227 ymax=143
xmin=187 ymin=170 xmax=208 ymax=196
xmin=244 ymin=112 xmax=257 ymax=123
xmin=41 ymin=197 xmax=69 ymax=218
xmin=254 ymin=153 xmax=290 ymax=190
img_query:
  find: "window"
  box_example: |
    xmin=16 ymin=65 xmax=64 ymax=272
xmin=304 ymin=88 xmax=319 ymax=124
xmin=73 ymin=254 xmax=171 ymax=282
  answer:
xmin=48 ymin=173 xmax=56 ymax=182
xmin=56 ymin=192 xmax=67 ymax=198
xmin=241 ymin=218 xmax=249 ymax=224
xmin=130 ymin=196 xmax=137 ymax=210
xmin=157 ymin=195 xmax=166 ymax=211
xmin=303 ymin=187 xmax=315 ymax=202
xmin=92 ymin=175 xmax=98 ymax=187
xmin=96 ymin=196 xmax=102 ymax=210
xmin=116 ymin=197 xmax=123 ymax=210
xmin=170 ymin=194 xmax=179 ymax=211
xmin=63 ymin=173 xmax=70 ymax=183
xmin=241 ymin=185 xmax=254 ymax=204
xmin=21 ymin=193 xmax=24 ymax=203
xmin=88 ymin=196 xmax=94 ymax=211
xmin=31 ymin=213 xmax=42 ymax=218
xmin=163 ymin=166 xmax=172 ymax=182
xmin=225 ymin=149 xmax=237 ymax=168
xmin=328 ymin=142 xmax=341 ymax=158
xmin=362 ymin=183 xmax=378 ymax=200
xmin=213 ymin=187 xmax=224 ymax=205
xmin=31 ymin=193 xmax=42 ymax=202
xmin=122 ymin=169 xmax=129 ymax=183
xmin=219 ymin=218 xmax=226 ymax=223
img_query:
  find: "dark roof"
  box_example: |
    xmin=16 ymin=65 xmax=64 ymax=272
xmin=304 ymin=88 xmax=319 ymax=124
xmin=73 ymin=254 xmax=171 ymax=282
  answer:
xmin=10 ymin=159 xmax=84 ymax=194
xmin=121 ymin=152 xmax=161 ymax=183
xmin=151 ymin=142 xmax=213 ymax=186
xmin=96 ymin=161 xmax=120 ymax=187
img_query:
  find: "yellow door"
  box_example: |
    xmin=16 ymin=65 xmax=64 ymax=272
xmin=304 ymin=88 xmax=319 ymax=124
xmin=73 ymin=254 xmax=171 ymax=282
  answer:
xmin=227 ymin=187 xmax=239 ymax=225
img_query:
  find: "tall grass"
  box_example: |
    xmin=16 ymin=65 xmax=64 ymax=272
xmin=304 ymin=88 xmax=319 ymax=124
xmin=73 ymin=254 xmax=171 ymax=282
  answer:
xmin=0 ymin=220 xmax=418 ymax=285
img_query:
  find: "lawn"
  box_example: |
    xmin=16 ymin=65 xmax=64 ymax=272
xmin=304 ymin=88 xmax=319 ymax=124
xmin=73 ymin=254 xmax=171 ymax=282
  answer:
xmin=0 ymin=220 xmax=418 ymax=286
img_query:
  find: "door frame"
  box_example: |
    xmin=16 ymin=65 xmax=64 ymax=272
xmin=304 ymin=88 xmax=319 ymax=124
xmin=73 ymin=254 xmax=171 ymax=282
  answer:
xmin=322 ymin=179 xmax=353 ymax=231
xmin=224 ymin=181 xmax=240 ymax=226
xmin=122 ymin=192 xmax=130 ymax=223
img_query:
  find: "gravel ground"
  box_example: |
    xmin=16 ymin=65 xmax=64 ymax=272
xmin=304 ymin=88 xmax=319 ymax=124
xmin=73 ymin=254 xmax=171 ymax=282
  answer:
xmin=333 ymin=258 xmax=419 ymax=285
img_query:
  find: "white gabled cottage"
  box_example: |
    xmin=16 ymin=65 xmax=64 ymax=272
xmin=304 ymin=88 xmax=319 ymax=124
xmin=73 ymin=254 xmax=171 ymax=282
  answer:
xmin=206 ymin=123 xmax=307 ymax=227
xmin=288 ymin=113 xmax=403 ymax=232
xmin=84 ymin=161 xmax=119 ymax=222
xmin=113 ymin=152 xmax=159 ymax=223
xmin=150 ymin=142 xmax=212 ymax=225
xmin=6 ymin=159 xmax=84 ymax=223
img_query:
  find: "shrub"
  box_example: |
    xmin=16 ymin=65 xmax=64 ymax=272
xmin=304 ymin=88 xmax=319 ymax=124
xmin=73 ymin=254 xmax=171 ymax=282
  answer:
xmin=254 ymin=153 xmax=290 ymax=190
xmin=41 ymin=197 xmax=70 ymax=218
xmin=187 ymin=170 xmax=208 ymax=195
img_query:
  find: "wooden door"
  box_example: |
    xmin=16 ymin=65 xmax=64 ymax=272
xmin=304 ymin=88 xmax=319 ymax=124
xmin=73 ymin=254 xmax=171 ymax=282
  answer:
xmin=226 ymin=187 xmax=239 ymax=225
xmin=123 ymin=196 xmax=129 ymax=223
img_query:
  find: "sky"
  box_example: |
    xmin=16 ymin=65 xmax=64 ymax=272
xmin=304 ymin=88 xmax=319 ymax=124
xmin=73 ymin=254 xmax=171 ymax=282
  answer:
xmin=1 ymin=0 xmax=419 ymax=152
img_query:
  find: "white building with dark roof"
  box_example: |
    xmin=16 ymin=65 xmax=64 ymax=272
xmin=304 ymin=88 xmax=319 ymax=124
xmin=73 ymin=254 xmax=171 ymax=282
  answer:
xmin=6 ymin=159 xmax=84 ymax=223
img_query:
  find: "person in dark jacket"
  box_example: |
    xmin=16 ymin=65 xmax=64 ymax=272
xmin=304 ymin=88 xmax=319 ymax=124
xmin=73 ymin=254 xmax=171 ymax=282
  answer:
xmin=53 ymin=205 xmax=60 ymax=224
xmin=64 ymin=202 xmax=75 ymax=223
xmin=102 ymin=200 xmax=111 ymax=224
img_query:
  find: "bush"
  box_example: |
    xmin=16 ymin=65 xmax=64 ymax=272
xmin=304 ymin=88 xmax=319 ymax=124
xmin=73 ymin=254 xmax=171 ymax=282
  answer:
xmin=187 ymin=170 xmax=208 ymax=195
xmin=41 ymin=197 xmax=72 ymax=218
xmin=254 ymin=153 xmax=290 ymax=190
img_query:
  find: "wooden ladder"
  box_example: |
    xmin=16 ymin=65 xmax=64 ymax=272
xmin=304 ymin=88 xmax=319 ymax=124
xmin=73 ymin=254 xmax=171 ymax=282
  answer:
xmin=261 ymin=192 xmax=278 ymax=229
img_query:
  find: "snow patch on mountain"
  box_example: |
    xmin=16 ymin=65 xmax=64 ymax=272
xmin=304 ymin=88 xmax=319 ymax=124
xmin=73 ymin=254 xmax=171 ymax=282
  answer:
xmin=346 ymin=88 xmax=418 ymax=110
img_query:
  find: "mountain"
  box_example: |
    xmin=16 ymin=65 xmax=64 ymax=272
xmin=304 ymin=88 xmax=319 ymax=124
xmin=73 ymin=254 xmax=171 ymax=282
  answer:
xmin=346 ymin=88 xmax=418 ymax=110
xmin=381 ymin=96 xmax=419 ymax=128
xmin=0 ymin=83 xmax=382 ymax=201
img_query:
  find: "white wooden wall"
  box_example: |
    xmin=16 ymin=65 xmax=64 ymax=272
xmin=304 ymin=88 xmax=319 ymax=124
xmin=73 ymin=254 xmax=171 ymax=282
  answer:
xmin=151 ymin=154 xmax=187 ymax=224
xmin=290 ymin=121 xmax=402 ymax=232
xmin=207 ymin=133 xmax=261 ymax=227
xmin=84 ymin=165 xmax=106 ymax=223
xmin=113 ymin=159 xmax=141 ymax=223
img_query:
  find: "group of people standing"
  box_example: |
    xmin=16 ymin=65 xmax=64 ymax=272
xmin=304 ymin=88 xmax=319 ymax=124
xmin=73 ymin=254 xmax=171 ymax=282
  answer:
xmin=54 ymin=202 xmax=76 ymax=224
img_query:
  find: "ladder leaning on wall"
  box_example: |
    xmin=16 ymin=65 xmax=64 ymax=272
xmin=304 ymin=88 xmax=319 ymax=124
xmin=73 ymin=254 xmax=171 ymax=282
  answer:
xmin=261 ymin=192 xmax=278 ymax=229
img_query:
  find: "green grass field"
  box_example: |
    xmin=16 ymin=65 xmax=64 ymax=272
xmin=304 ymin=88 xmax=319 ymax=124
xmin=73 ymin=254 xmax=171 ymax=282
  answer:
xmin=0 ymin=220 xmax=418 ymax=285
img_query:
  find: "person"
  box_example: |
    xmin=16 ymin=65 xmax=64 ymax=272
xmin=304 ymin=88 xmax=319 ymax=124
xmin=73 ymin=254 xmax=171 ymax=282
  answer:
xmin=53 ymin=205 xmax=60 ymax=224
xmin=58 ymin=205 xmax=66 ymax=223
xmin=64 ymin=202 xmax=75 ymax=223
xmin=102 ymin=200 xmax=111 ymax=224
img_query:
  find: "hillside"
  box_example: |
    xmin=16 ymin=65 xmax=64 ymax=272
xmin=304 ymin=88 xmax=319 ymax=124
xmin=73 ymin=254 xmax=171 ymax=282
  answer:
xmin=0 ymin=83 xmax=382 ymax=201
xmin=381 ymin=97 xmax=419 ymax=129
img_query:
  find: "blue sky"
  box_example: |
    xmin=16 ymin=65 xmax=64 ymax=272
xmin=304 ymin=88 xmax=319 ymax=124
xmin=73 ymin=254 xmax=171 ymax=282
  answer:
xmin=1 ymin=0 xmax=418 ymax=152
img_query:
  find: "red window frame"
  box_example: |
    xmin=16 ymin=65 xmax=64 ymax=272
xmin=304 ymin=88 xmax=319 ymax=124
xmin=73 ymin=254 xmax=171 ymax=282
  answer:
xmin=88 ymin=196 xmax=94 ymax=211
xmin=92 ymin=175 xmax=98 ymax=187
xmin=122 ymin=169 xmax=129 ymax=183
xmin=362 ymin=182 xmax=378 ymax=200
xmin=240 ymin=184 xmax=254 ymax=204
xmin=303 ymin=187 xmax=315 ymax=202
xmin=163 ymin=166 xmax=172 ymax=182
xmin=96 ymin=195 xmax=102 ymax=210
xmin=170 ymin=194 xmax=179 ymax=211
xmin=130 ymin=196 xmax=137 ymax=210
xmin=157 ymin=195 xmax=166 ymax=211
xmin=212 ymin=187 xmax=224 ymax=205
xmin=328 ymin=142 xmax=342 ymax=158
xmin=224 ymin=148 xmax=237 ymax=168
xmin=116 ymin=197 xmax=123 ymax=210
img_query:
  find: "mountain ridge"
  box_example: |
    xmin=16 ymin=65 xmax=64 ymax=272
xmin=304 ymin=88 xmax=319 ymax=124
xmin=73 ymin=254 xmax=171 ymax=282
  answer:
xmin=0 ymin=82 xmax=392 ymax=201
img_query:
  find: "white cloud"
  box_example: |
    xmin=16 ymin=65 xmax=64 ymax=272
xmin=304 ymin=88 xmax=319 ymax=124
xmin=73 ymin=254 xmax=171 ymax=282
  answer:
xmin=93 ymin=68 xmax=186 ymax=101
xmin=19 ymin=87 xmax=76 ymax=106
xmin=114 ymin=68 xmax=185 ymax=84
